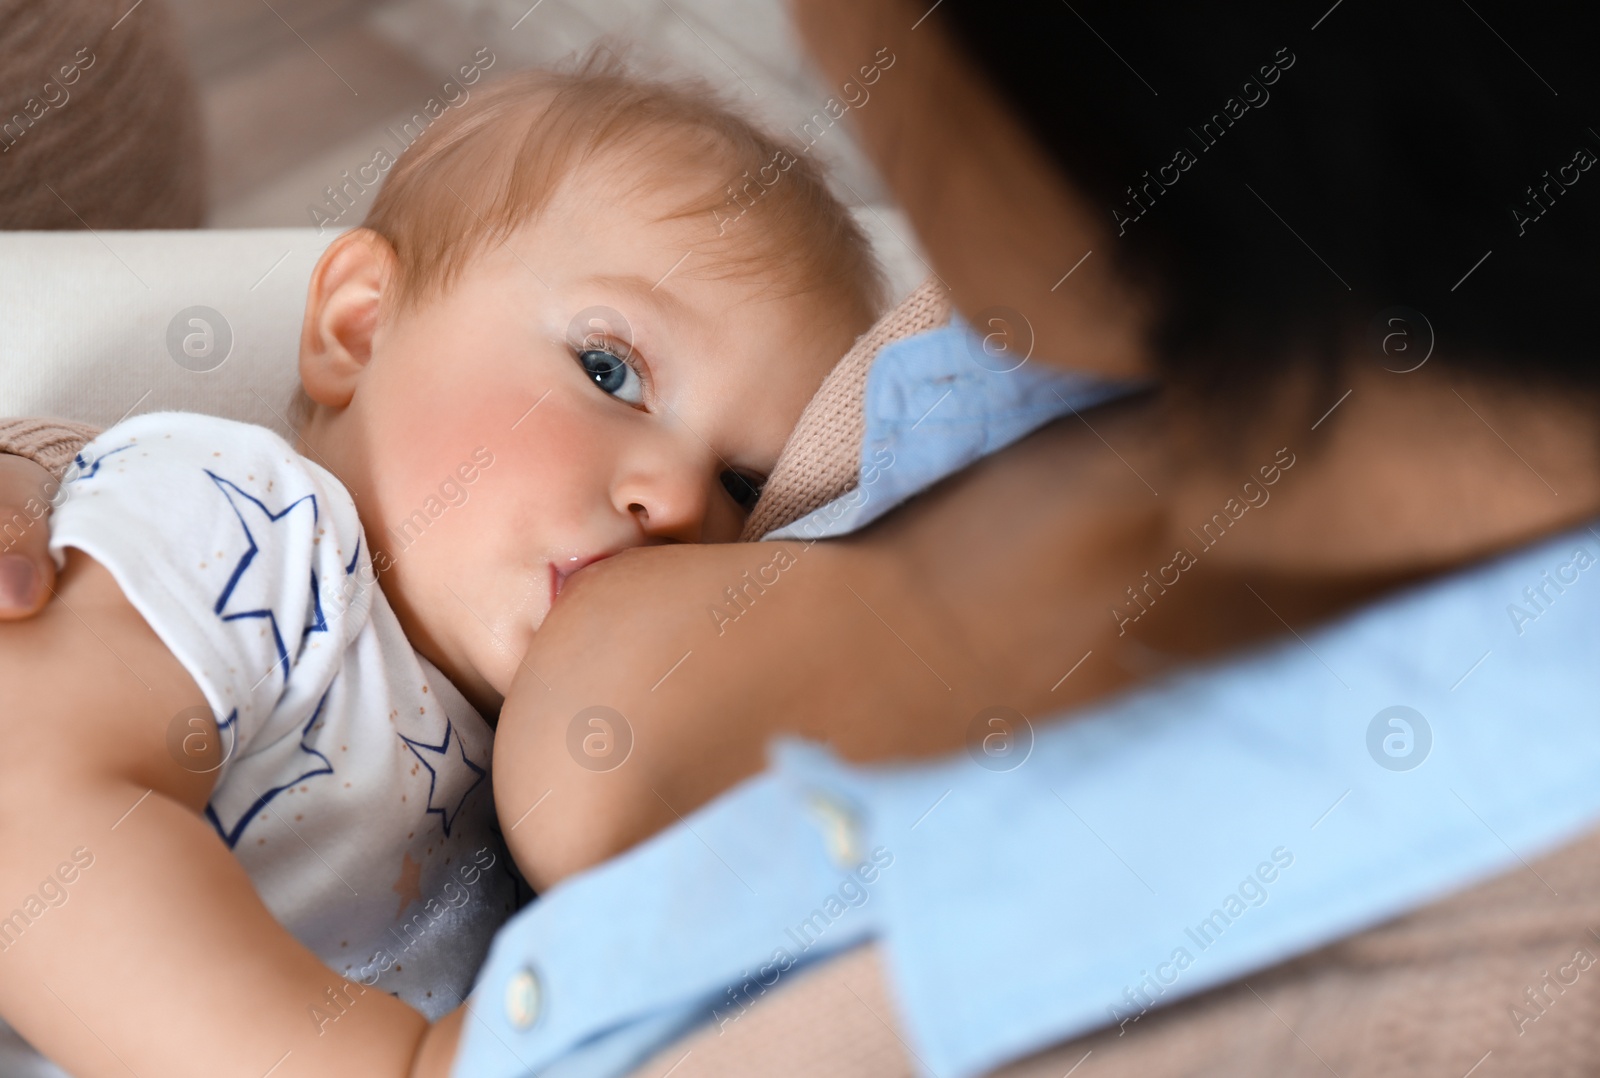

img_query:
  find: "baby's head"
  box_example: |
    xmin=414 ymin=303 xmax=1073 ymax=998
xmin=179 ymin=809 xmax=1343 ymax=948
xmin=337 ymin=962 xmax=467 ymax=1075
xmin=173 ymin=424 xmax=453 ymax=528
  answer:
xmin=291 ymin=59 xmax=885 ymax=714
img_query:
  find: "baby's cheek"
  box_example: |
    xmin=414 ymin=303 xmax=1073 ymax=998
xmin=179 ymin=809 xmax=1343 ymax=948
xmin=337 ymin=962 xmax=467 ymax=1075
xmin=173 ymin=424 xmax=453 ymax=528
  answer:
xmin=460 ymin=393 xmax=600 ymax=529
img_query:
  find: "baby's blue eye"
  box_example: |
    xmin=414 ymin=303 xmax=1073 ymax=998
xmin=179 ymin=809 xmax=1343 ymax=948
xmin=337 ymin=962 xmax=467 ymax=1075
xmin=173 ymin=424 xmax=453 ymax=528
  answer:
xmin=577 ymin=348 xmax=644 ymax=405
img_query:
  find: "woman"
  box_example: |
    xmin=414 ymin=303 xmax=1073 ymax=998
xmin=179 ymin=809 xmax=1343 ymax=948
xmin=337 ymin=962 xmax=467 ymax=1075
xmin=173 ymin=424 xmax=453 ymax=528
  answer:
xmin=2 ymin=1 xmax=1597 ymax=1073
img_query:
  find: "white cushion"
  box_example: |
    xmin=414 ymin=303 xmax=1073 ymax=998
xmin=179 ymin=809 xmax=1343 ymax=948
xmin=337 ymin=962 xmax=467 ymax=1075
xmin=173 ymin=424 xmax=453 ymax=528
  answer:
xmin=0 ymin=228 xmax=332 ymax=439
xmin=0 ymin=213 xmax=923 ymax=438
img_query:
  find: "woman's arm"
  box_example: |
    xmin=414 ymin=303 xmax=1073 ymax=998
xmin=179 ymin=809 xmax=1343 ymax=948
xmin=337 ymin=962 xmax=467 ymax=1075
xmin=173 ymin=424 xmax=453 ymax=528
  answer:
xmin=789 ymin=0 xmax=1153 ymax=382
xmin=0 ymin=548 xmax=458 ymax=1077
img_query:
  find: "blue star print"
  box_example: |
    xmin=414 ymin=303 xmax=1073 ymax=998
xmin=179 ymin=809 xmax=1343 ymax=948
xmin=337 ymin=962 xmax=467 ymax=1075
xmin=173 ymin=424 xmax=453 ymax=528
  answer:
xmin=204 ymin=688 xmax=336 ymax=849
xmin=399 ymin=721 xmax=487 ymax=838
xmin=208 ymin=470 xmax=328 ymax=686
xmin=66 ymin=441 xmax=136 ymax=482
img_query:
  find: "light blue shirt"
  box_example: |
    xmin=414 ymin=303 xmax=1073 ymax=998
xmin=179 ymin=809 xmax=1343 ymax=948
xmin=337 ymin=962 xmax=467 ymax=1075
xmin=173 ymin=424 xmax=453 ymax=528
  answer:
xmin=454 ymin=324 xmax=1600 ymax=1077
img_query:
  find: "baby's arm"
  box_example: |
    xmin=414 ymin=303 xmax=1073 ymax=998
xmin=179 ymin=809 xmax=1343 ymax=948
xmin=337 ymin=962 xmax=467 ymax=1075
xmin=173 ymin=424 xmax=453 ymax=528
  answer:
xmin=0 ymin=548 xmax=460 ymax=1077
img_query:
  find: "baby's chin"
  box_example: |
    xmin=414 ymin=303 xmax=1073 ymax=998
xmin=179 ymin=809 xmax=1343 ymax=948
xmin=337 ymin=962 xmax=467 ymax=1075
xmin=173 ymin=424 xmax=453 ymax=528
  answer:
xmin=492 ymin=627 xmax=551 ymax=705
xmin=473 ymin=626 xmax=544 ymax=710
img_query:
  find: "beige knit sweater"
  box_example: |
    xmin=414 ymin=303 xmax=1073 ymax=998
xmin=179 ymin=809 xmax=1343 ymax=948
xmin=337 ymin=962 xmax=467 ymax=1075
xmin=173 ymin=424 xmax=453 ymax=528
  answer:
xmin=4 ymin=282 xmax=1596 ymax=1075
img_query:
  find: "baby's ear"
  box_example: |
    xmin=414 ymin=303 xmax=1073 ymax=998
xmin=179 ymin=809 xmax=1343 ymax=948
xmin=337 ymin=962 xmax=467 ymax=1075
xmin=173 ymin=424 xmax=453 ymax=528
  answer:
xmin=298 ymin=229 xmax=395 ymax=408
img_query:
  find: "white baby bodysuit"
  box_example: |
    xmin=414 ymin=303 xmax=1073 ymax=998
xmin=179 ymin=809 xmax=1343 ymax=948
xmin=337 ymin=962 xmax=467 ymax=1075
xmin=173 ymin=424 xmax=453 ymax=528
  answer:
xmin=2 ymin=411 xmax=519 ymax=1076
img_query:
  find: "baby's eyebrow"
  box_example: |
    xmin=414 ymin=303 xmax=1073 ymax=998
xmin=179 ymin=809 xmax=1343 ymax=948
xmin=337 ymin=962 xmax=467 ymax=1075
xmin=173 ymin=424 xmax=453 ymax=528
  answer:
xmin=581 ymin=271 xmax=654 ymax=295
xmin=579 ymin=271 xmax=693 ymax=320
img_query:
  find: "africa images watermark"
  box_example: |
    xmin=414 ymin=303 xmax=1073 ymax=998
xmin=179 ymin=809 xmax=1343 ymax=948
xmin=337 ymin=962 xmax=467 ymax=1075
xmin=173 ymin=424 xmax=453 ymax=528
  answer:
xmin=1108 ymin=844 xmax=1296 ymax=1035
xmin=308 ymin=846 xmax=500 ymax=1035
xmin=708 ymin=447 xmax=896 ymax=635
xmin=1509 ymin=135 xmax=1596 ymax=237
xmin=1506 ymin=535 xmax=1597 ymax=635
xmin=1110 ymin=447 xmax=1297 ymax=636
xmin=206 ymin=444 xmax=498 ymax=701
xmin=710 ymin=45 xmax=896 ymax=236
xmin=1509 ymin=935 xmax=1599 ymax=1037
xmin=0 ymin=46 xmax=95 ymax=154
xmin=1113 ymin=45 xmax=1296 ymax=235
xmin=0 ymin=845 xmax=97 ymax=955
xmin=0 ymin=441 xmax=118 ymax=556
xmin=309 ymin=46 xmax=498 ymax=233
xmin=311 ymin=446 xmax=498 ymax=625
xmin=711 ymin=844 xmax=896 ymax=1034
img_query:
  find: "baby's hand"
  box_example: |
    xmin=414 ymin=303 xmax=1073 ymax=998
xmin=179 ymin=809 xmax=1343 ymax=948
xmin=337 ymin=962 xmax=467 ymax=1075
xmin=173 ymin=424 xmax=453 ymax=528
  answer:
xmin=0 ymin=452 xmax=57 ymax=618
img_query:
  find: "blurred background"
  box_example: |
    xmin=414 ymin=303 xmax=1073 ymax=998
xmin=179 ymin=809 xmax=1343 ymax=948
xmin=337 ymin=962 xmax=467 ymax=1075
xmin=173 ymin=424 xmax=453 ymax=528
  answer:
xmin=0 ymin=0 xmax=927 ymax=435
xmin=170 ymin=0 xmax=899 ymax=227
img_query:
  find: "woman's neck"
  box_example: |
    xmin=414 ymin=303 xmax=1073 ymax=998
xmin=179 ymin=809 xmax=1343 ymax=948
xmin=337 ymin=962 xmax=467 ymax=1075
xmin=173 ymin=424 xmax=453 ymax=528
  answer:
xmin=870 ymin=360 xmax=1600 ymax=723
xmin=1159 ymin=362 xmax=1600 ymax=582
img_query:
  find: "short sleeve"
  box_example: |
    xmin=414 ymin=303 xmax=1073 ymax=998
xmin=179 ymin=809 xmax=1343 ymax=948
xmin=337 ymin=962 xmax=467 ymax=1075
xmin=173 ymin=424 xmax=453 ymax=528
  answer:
xmin=46 ymin=412 xmax=374 ymax=770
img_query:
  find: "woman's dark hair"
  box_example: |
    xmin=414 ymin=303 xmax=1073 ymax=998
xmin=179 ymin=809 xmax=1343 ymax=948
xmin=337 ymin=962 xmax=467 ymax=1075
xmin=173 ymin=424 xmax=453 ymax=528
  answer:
xmin=941 ymin=0 xmax=1598 ymax=395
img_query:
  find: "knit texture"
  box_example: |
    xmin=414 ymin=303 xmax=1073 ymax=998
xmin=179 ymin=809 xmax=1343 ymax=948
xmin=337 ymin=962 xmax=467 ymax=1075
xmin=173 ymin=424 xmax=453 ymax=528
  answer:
xmin=0 ymin=0 xmax=204 ymax=229
xmin=0 ymin=417 xmax=101 ymax=480
xmin=741 ymin=277 xmax=951 ymax=541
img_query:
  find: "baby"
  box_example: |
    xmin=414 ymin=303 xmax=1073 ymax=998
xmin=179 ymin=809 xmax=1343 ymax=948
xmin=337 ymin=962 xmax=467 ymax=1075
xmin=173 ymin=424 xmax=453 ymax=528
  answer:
xmin=0 ymin=60 xmax=884 ymax=1077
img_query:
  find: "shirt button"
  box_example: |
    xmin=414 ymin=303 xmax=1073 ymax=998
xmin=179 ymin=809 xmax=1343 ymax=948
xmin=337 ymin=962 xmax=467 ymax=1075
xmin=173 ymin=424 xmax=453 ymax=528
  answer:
xmin=504 ymin=966 xmax=542 ymax=1031
xmin=807 ymin=791 xmax=863 ymax=869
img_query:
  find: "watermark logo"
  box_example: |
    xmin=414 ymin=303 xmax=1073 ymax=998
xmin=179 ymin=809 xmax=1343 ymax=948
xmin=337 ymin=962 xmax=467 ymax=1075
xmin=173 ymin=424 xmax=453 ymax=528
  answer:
xmin=1507 ymin=543 xmax=1596 ymax=636
xmin=1113 ymin=448 xmax=1297 ymax=636
xmin=566 ymin=705 xmax=633 ymax=772
xmin=966 ymin=705 xmax=1034 ymax=772
xmin=166 ymin=705 xmax=237 ymax=775
xmin=1367 ymin=305 xmax=1434 ymax=373
xmin=329 ymin=846 xmax=501 ymax=1030
xmin=566 ymin=305 xmax=634 ymax=359
xmin=1510 ymin=945 xmax=1597 ymax=1036
xmin=1510 ymin=141 xmax=1597 ymax=237
xmin=714 ymin=845 xmax=895 ymax=1035
xmin=712 ymin=45 xmax=895 ymax=236
xmin=1366 ymin=705 xmax=1431 ymax=771
xmin=964 ymin=307 xmax=1034 ymax=373
xmin=310 ymin=47 xmax=497 ymax=233
xmin=166 ymin=306 xmax=233 ymax=373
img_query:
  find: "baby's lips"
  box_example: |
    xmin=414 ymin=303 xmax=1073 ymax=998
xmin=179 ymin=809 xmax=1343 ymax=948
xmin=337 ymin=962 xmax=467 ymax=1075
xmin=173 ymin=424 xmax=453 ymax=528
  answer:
xmin=550 ymin=550 xmax=620 ymax=602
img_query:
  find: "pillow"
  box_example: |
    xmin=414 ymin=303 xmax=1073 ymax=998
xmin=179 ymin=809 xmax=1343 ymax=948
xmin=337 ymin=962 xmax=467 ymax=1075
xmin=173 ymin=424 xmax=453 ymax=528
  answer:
xmin=0 ymin=229 xmax=335 ymax=439
xmin=0 ymin=207 xmax=926 ymax=441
